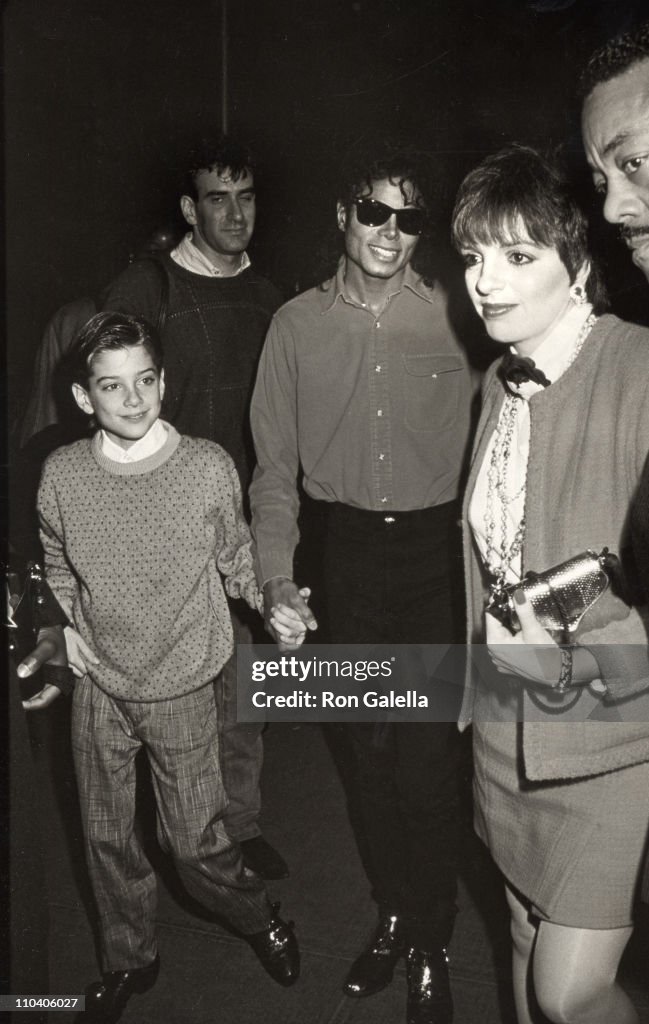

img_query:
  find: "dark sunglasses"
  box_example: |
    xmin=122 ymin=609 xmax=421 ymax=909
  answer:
xmin=353 ymin=197 xmax=425 ymax=236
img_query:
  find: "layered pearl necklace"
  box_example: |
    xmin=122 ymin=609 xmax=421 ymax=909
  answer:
xmin=483 ymin=311 xmax=598 ymax=599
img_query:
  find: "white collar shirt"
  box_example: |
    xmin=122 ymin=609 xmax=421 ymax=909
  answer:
xmin=469 ymin=303 xmax=595 ymax=585
xmin=170 ymin=233 xmax=251 ymax=277
xmin=100 ymin=418 xmax=168 ymax=464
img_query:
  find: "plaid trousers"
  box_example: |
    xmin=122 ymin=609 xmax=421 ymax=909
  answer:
xmin=72 ymin=678 xmax=270 ymax=971
xmin=214 ymin=609 xmax=264 ymax=842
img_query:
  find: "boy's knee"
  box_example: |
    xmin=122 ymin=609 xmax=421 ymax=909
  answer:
xmin=535 ymin=975 xmax=602 ymax=1024
xmin=509 ymin=912 xmax=534 ymax=957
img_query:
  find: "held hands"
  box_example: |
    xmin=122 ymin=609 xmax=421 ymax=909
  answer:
xmin=263 ymin=578 xmax=318 ymax=652
xmin=486 ymin=590 xmax=562 ymax=686
xmin=18 ymin=625 xmax=67 ymax=711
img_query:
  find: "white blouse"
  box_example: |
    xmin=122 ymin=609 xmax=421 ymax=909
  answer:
xmin=468 ymin=303 xmax=595 ymax=585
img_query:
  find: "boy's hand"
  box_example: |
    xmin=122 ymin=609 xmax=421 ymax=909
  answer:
xmin=263 ymin=578 xmax=317 ymax=649
xmin=65 ymin=625 xmax=99 ymax=678
xmin=270 ymin=591 xmax=312 ymax=651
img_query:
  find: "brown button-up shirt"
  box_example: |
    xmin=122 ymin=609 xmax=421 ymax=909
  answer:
xmin=250 ymin=260 xmax=474 ymax=582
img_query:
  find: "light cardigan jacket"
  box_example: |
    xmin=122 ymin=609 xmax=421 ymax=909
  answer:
xmin=460 ymin=314 xmax=649 ymax=781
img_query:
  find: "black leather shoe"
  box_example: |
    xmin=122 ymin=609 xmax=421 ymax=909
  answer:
xmin=406 ymin=947 xmax=453 ymax=1024
xmin=79 ymin=954 xmax=160 ymax=1024
xmin=247 ymin=903 xmax=300 ymax=986
xmin=343 ymin=913 xmax=405 ymax=998
xmin=240 ymin=835 xmax=289 ymax=879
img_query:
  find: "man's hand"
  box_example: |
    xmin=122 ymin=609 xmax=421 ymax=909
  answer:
xmin=64 ymin=625 xmax=99 ymax=678
xmin=263 ymin=578 xmax=318 ymax=651
xmin=270 ymin=590 xmax=313 ymax=650
xmin=18 ymin=625 xmax=66 ymax=710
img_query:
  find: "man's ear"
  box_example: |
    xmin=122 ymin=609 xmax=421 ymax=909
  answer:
xmin=71 ymin=383 xmax=94 ymax=416
xmin=336 ymin=201 xmax=347 ymax=233
xmin=180 ymin=195 xmax=197 ymax=227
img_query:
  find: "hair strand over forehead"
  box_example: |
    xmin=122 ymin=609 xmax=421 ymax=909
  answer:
xmin=69 ymin=311 xmax=164 ymax=387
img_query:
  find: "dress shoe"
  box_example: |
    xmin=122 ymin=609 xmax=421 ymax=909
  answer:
xmin=79 ymin=954 xmax=160 ymax=1024
xmin=343 ymin=913 xmax=405 ymax=997
xmin=240 ymin=835 xmax=289 ymax=879
xmin=247 ymin=903 xmax=300 ymax=986
xmin=406 ymin=947 xmax=453 ymax=1024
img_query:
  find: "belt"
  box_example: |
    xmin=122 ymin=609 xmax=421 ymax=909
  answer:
xmin=301 ymin=495 xmax=459 ymax=526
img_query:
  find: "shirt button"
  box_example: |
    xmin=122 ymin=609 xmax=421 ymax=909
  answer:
xmin=431 ymin=373 xmax=438 ymax=378
xmin=380 ymin=497 xmax=388 ymax=504
xmin=377 ymin=409 xmax=383 ymax=417
xmin=375 ymin=364 xmax=382 ymax=372
xmin=375 ymin=322 xmax=381 ymax=328
xmin=378 ymin=453 xmax=385 ymax=460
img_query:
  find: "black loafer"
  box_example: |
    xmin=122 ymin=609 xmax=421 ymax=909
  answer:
xmin=406 ymin=947 xmax=453 ymax=1024
xmin=240 ymin=835 xmax=289 ymax=880
xmin=247 ymin=903 xmax=300 ymax=986
xmin=79 ymin=954 xmax=160 ymax=1024
xmin=343 ymin=913 xmax=405 ymax=998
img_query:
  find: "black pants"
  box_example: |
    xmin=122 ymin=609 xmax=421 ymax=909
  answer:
xmin=301 ymin=497 xmax=463 ymax=949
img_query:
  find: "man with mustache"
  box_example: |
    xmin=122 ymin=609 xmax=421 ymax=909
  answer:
xmin=581 ymin=20 xmax=649 ymax=283
xmin=580 ymin=20 xmax=649 ymax=907
xmin=580 ymin=23 xmax=649 ymax=601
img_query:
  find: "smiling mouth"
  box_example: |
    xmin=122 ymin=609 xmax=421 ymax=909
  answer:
xmin=122 ymin=412 xmax=148 ymax=421
xmin=369 ymin=244 xmax=400 ymax=261
xmin=481 ymin=303 xmax=517 ymax=318
xmin=626 ymin=233 xmax=649 ymax=250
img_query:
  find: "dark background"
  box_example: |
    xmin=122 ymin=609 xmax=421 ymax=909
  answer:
xmin=5 ymin=0 xmax=649 ymax=426
xmin=3 ymin=1 xmax=649 ymax=1008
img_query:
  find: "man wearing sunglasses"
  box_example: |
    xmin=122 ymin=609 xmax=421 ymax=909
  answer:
xmin=250 ymin=145 xmax=475 ymax=1024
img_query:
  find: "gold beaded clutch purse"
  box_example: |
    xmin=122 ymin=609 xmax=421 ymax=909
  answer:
xmin=486 ymin=548 xmax=620 ymax=640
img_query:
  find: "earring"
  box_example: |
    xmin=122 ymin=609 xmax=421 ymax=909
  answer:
xmin=570 ymin=284 xmax=587 ymax=306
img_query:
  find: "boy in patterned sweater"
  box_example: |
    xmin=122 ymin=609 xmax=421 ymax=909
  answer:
xmin=37 ymin=311 xmax=306 ymax=1024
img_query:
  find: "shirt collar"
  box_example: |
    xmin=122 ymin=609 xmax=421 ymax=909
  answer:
xmin=321 ymin=258 xmax=433 ymax=314
xmin=506 ymin=302 xmax=595 ymax=399
xmin=170 ymin=232 xmax=251 ymax=277
xmin=101 ymin=418 xmax=168 ymax=464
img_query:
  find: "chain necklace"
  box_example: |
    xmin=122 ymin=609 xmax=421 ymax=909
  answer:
xmin=484 ymin=393 xmax=526 ymax=593
xmin=484 ymin=311 xmax=598 ymax=598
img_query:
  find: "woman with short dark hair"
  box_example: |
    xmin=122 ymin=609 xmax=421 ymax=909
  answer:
xmin=453 ymin=145 xmax=649 ymax=1024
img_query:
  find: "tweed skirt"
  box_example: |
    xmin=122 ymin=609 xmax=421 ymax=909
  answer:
xmin=472 ymin=684 xmax=649 ymax=929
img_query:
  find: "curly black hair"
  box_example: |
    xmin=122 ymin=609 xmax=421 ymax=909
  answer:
xmin=317 ymin=136 xmax=452 ymax=286
xmin=182 ymin=136 xmax=255 ymax=199
xmin=578 ymin=19 xmax=649 ymax=98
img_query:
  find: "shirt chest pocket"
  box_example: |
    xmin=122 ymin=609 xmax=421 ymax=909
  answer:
xmin=401 ymin=353 xmax=465 ymax=433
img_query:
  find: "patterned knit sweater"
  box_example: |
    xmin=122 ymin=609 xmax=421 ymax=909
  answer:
xmin=37 ymin=425 xmax=262 ymax=701
xmin=101 ymin=257 xmax=282 ymax=495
